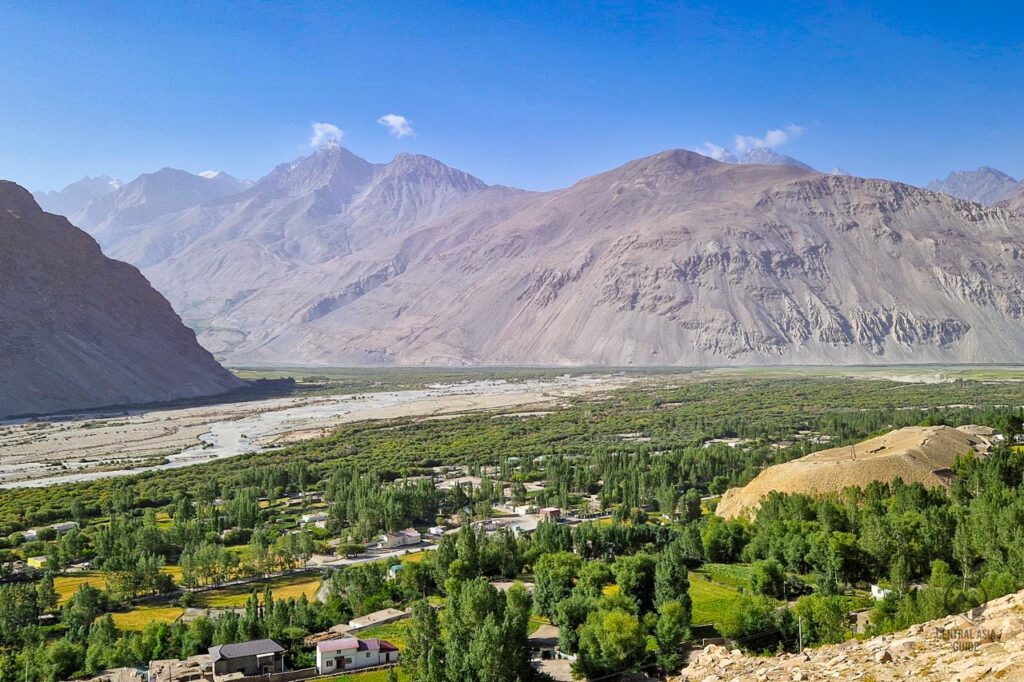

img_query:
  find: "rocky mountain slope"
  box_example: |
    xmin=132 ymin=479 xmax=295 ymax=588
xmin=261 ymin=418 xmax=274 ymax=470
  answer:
xmin=674 ymin=588 xmax=1024 ymax=681
xmin=716 ymin=426 xmax=991 ymax=519
xmin=33 ymin=175 xmax=122 ymax=217
xmin=0 ymin=181 xmax=242 ymax=418
xmin=82 ymin=147 xmax=1024 ymax=367
xmin=926 ymin=167 xmax=1021 ymax=205
xmin=999 ymin=185 xmax=1024 ymax=215
xmin=74 ymin=167 xmax=251 ymax=247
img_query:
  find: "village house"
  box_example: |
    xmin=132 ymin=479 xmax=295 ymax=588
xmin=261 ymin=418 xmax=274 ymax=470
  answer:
xmin=347 ymin=608 xmax=410 ymax=630
xmin=378 ymin=528 xmax=421 ymax=549
xmin=870 ymin=584 xmax=894 ymax=600
xmin=26 ymin=556 xmax=48 ymax=569
xmin=315 ymin=637 xmax=399 ymax=674
xmin=538 ymin=507 xmax=561 ymax=522
xmin=300 ymin=512 xmax=327 ymax=525
xmin=209 ymin=639 xmax=285 ymax=680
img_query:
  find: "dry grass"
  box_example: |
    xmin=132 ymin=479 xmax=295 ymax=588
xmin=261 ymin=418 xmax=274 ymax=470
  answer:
xmin=55 ymin=572 xmax=107 ymax=604
xmin=194 ymin=573 xmax=321 ymax=608
xmin=111 ymin=605 xmax=184 ymax=630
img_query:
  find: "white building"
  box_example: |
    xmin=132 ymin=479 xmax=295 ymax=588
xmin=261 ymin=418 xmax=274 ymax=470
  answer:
xmin=301 ymin=513 xmax=328 ymax=525
xmin=316 ymin=637 xmax=399 ymax=674
xmin=870 ymin=584 xmax=893 ymax=600
xmin=379 ymin=528 xmax=421 ymax=549
xmin=51 ymin=521 xmax=80 ymax=534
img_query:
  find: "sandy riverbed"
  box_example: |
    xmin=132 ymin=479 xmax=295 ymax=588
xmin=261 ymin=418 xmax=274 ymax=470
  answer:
xmin=0 ymin=375 xmax=625 ymax=488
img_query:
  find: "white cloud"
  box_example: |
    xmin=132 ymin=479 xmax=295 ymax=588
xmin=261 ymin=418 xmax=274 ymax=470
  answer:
xmin=696 ymin=142 xmax=737 ymax=163
xmin=310 ymin=122 xmax=344 ymax=147
xmin=734 ymin=124 xmax=804 ymax=155
xmin=377 ymin=114 xmax=415 ymax=138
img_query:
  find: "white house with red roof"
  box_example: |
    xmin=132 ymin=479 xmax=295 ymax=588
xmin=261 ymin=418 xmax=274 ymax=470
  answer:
xmin=315 ymin=637 xmax=399 ymax=674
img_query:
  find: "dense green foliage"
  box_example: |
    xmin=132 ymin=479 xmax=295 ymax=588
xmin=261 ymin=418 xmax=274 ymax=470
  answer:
xmin=4 ymin=373 xmax=1024 ymax=680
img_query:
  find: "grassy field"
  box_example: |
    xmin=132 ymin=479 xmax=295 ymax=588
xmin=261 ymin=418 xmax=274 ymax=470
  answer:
xmin=702 ymin=563 xmax=755 ymax=590
xmin=55 ymin=572 xmax=107 ymax=604
xmin=56 ymin=566 xmax=185 ymax=604
xmin=111 ymin=605 xmax=184 ymax=630
xmin=355 ymin=620 xmax=411 ymax=649
xmin=194 ymin=573 xmax=322 ymax=608
xmin=400 ymin=551 xmax=427 ymax=564
xmin=689 ymin=571 xmax=743 ymax=626
xmin=319 ymin=669 xmax=407 ymax=682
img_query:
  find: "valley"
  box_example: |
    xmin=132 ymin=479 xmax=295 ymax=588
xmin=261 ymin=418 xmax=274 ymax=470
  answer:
xmin=0 ymin=372 xmax=623 ymax=488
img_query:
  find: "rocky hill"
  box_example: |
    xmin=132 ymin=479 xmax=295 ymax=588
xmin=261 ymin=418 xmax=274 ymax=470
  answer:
xmin=674 ymin=588 xmax=1024 ymax=681
xmin=72 ymin=147 xmax=1024 ymax=367
xmin=716 ymin=426 xmax=990 ymax=519
xmin=926 ymin=167 xmax=1021 ymax=205
xmin=0 ymin=181 xmax=242 ymax=418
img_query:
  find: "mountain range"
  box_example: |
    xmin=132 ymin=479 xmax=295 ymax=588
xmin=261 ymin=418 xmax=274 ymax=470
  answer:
xmin=33 ymin=175 xmax=122 ymax=217
xmin=0 ymin=181 xmax=242 ymax=418
xmin=42 ymin=145 xmax=1024 ymax=367
xmin=926 ymin=167 xmax=1023 ymax=205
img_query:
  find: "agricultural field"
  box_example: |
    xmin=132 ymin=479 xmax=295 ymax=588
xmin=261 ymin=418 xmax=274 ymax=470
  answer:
xmin=354 ymin=620 xmax=411 ymax=649
xmin=319 ymin=669 xmax=407 ymax=682
xmin=111 ymin=605 xmax=185 ymax=631
xmin=193 ymin=573 xmax=322 ymax=608
xmin=55 ymin=573 xmax=107 ymax=604
xmin=689 ymin=571 xmax=743 ymax=626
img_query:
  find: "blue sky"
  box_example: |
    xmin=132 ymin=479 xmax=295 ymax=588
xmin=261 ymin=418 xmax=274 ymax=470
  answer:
xmin=2 ymin=1 xmax=1022 ymax=192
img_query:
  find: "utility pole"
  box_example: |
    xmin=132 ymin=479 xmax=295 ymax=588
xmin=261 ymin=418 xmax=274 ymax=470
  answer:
xmin=798 ymin=616 xmax=804 ymax=654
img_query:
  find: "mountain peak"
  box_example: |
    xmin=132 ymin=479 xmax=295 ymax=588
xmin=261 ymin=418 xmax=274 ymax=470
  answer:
xmin=32 ymin=175 xmax=123 ymax=218
xmin=738 ymin=147 xmax=815 ymax=170
xmin=926 ymin=166 xmax=1020 ymax=205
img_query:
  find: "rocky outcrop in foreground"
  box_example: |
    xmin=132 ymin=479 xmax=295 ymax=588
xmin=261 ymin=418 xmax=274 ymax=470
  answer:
xmin=0 ymin=181 xmax=243 ymax=418
xmin=675 ymin=590 xmax=1024 ymax=682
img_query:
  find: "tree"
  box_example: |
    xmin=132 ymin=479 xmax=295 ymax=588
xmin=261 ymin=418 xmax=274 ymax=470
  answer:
xmin=403 ymin=600 xmax=444 ymax=682
xmin=655 ymin=540 xmax=692 ymax=616
xmin=750 ymin=559 xmax=786 ymax=599
xmin=554 ymin=592 xmax=597 ymax=654
xmin=43 ymin=639 xmax=84 ymax=682
xmin=533 ymin=552 xmax=581 ymax=618
xmin=682 ymin=488 xmax=703 ymax=522
xmin=792 ymin=594 xmax=849 ymax=646
xmin=613 ymin=552 xmax=657 ymax=613
xmin=716 ymin=595 xmax=795 ymax=653
xmin=575 ymin=560 xmax=614 ymax=598
xmin=575 ymin=608 xmax=648 ymax=678
xmin=709 ymin=476 xmax=730 ymax=496
xmin=655 ymin=600 xmax=690 ymax=672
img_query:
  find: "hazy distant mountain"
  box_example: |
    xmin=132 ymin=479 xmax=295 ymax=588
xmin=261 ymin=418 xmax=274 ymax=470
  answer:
xmin=926 ymin=167 xmax=1021 ymax=205
xmin=101 ymin=145 xmax=490 ymax=332
xmin=102 ymin=148 xmax=1024 ymax=367
xmin=33 ymin=175 xmax=122 ymax=217
xmin=0 ymin=181 xmax=242 ymax=418
xmin=998 ymin=185 xmax=1024 ymax=214
xmin=74 ymin=168 xmax=251 ymax=246
xmin=738 ymin=148 xmax=815 ymax=170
